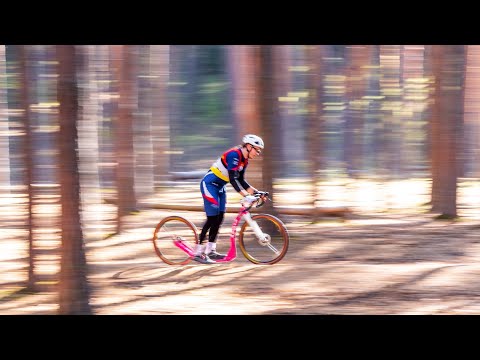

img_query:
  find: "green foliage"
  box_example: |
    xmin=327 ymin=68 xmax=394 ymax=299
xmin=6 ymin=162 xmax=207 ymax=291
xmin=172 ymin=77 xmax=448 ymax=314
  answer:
xmin=193 ymin=78 xmax=229 ymax=125
xmin=176 ymin=134 xmax=228 ymax=147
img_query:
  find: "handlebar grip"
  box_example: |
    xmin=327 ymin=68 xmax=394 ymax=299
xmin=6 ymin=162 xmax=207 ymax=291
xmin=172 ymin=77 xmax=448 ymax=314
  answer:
xmin=254 ymin=190 xmax=269 ymax=197
xmin=255 ymin=192 xmax=269 ymax=208
xmin=242 ymin=191 xmax=270 ymax=209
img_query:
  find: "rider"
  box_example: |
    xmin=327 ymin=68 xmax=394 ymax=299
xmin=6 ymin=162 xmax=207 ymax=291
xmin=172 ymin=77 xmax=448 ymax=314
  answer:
xmin=194 ymin=134 xmax=266 ymax=264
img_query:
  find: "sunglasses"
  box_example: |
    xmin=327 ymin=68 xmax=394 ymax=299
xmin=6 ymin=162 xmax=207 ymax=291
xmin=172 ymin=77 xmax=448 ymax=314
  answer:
xmin=253 ymin=146 xmax=262 ymax=155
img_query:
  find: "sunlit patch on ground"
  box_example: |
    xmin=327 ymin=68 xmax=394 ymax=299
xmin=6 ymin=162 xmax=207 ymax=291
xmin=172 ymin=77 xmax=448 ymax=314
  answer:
xmin=1 ymin=177 xmax=480 ymax=314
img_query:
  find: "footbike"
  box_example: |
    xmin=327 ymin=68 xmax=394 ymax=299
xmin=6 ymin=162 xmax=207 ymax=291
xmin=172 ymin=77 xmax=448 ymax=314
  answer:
xmin=153 ymin=192 xmax=289 ymax=265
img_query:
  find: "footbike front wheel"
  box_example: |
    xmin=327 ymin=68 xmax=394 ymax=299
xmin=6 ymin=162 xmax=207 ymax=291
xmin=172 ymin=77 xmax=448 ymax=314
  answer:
xmin=238 ymin=214 xmax=289 ymax=265
xmin=153 ymin=216 xmax=199 ymax=265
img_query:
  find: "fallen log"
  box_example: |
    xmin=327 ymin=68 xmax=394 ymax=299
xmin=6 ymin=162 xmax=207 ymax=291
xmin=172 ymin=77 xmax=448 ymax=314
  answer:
xmin=148 ymin=203 xmax=350 ymax=217
xmin=104 ymin=196 xmax=351 ymax=217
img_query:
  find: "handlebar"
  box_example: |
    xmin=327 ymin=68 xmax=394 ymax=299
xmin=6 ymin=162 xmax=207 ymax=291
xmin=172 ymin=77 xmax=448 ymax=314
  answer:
xmin=240 ymin=191 xmax=269 ymax=210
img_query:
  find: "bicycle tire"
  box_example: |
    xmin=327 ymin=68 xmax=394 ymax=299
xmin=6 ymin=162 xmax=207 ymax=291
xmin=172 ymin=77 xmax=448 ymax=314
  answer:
xmin=238 ymin=213 xmax=289 ymax=265
xmin=153 ymin=216 xmax=199 ymax=265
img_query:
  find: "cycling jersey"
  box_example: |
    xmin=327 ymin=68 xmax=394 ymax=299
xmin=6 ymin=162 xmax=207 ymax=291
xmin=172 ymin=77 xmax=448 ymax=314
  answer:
xmin=200 ymin=145 xmax=252 ymax=216
xmin=209 ymin=145 xmax=251 ymax=192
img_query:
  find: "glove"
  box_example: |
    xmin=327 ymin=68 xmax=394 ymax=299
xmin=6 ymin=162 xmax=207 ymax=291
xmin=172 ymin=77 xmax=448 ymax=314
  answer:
xmin=241 ymin=195 xmax=257 ymax=207
xmin=244 ymin=195 xmax=257 ymax=202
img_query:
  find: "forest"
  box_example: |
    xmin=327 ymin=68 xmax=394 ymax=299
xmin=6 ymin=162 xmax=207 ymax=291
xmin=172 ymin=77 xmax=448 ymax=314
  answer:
xmin=0 ymin=45 xmax=478 ymax=314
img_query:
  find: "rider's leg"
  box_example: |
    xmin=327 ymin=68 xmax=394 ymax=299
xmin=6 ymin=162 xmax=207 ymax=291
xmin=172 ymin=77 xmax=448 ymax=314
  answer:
xmin=193 ymin=244 xmax=205 ymax=256
xmin=197 ymin=215 xmax=218 ymax=254
xmin=205 ymin=211 xmax=224 ymax=254
xmin=196 ymin=179 xmax=222 ymax=256
xmin=204 ymin=187 xmax=226 ymax=258
xmin=205 ymin=187 xmax=226 ymax=255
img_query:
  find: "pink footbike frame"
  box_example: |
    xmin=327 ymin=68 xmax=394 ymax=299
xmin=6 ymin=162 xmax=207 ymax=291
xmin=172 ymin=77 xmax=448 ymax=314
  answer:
xmin=153 ymin=193 xmax=289 ymax=265
xmin=173 ymin=206 xmax=247 ymax=263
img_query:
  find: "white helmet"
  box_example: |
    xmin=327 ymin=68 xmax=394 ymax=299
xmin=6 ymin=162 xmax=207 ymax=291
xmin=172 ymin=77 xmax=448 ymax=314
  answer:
xmin=242 ymin=134 xmax=264 ymax=149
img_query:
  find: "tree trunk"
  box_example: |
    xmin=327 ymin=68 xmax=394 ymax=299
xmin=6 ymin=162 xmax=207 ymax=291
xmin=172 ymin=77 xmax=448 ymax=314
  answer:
xmin=56 ymin=45 xmax=92 ymax=314
xmin=228 ymin=45 xmax=263 ymax=186
xmin=258 ymin=45 xmax=277 ymax=215
xmin=150 ymin=45 xmax=171 ymax=187
xmin=0 ymin=46 xmax=10 ymax=191
xmin=429 ymin=45 xmax=465 ymax=218
xmin=111 ymin=45 xmax=137 ymax=233
xmin=77 ymin=45 xmax=103 ymax=240
xmin=18 ymin=45 xmax=37 ymax=290
xmin=134 ymin=45 xmax=154 ymax=198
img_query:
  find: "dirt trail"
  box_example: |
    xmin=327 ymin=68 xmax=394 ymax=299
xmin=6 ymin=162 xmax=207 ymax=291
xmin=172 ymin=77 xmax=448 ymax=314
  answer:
xmin=2 ymin=206 xmax=480 ymax=314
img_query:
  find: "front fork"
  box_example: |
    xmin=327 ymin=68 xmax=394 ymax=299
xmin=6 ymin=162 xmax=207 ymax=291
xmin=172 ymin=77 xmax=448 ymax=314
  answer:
xmin=242 ymin=212 xmax=267 ymax=242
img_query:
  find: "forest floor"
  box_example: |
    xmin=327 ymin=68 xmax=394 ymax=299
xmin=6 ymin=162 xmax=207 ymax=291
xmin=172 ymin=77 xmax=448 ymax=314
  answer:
xmin=1 ymin=179 xmax=480 ymax=315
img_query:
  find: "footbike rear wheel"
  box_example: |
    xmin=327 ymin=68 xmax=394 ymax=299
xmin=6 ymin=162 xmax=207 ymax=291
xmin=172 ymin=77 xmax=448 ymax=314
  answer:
xmin=238 ymin=214 xmax=289 ymax=265
xmin=153 ymin=216 xmax=199 ymax=265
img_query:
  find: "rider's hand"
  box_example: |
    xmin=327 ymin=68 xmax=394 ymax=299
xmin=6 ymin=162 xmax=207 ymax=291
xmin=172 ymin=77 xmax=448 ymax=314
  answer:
xmin=254 ymin=190 xmax=269 ymax=201
xmin=241 ymin=195 xmax=257 ymax=207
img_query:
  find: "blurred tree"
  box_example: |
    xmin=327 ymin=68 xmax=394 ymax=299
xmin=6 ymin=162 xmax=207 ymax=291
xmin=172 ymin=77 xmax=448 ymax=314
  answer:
xmin=168 ymin=45 xmax=188 ymax=172
xmin=0 ymin=46 xmax=10 ymax=190
xmin=132 ymin=45 xmax=153 ymax=198
xmin=94 ymin=45 xmax=117 ymax=191
xmin=17 ymin=45 xmax=37 ymax=290
xmin=322 ymin=45 xmax=347 ymax=176
xmin=56 ymin=45 xmax=92 ymax=314
xmin=186 ymin=45 xmax=198 ymax=132
xmin=77 ymin=45 xmax=103 ymax=236
xmin=286 ymin=46 xmax=308 ymax=174
xmin=305 ymin=45 xmax=325 ymax=219
xmin=400 ymin=45 xmax=429 ymax=177
xmin=227 ymin=45 xmax=263 ymax=187
xmin=344 ymin=45 xmax=371 ymax=178
xmin=5 ymin=45 xmax=22 ymax=188
xmin=273 ymin=45 xmax=291 ymax=177
xmin=110 ymin=45 xmax=137 ymax=233
xmin=429 ymin=45 xmax=466 ymax=218
xmin=258 ymin=45 xmax=277 ymax=214
xmin=150 ymin=45 xmax=171 ymax=187
xmin=463 ymin=45 xmax=480 ymax=177
xmin=134 ymin=45 xmax=154 ymax=198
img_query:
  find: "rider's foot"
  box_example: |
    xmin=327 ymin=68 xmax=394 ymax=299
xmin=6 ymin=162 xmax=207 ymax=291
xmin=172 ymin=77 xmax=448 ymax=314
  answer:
xmin=192 ymin=254 xmax=216 ymax=264
xmin=206 ymin=251 xmax=226 ymax=260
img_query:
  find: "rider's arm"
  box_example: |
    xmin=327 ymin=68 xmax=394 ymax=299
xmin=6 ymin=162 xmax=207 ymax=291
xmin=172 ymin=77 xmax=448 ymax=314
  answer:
xmin=228 ymin=169 xmax=251 ymax=196
xmin=224 ymin=149 xmax=254 ymax=197
xmin=236 ymin=169 xmax=258 ymax=194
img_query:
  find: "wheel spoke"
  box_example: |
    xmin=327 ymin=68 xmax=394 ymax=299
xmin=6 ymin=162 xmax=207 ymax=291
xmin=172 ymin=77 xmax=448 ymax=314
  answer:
xmin=239 ymin=214 xmax=289 ymax=265
xmin=153 ymin=216 xmax=198 ymax=265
